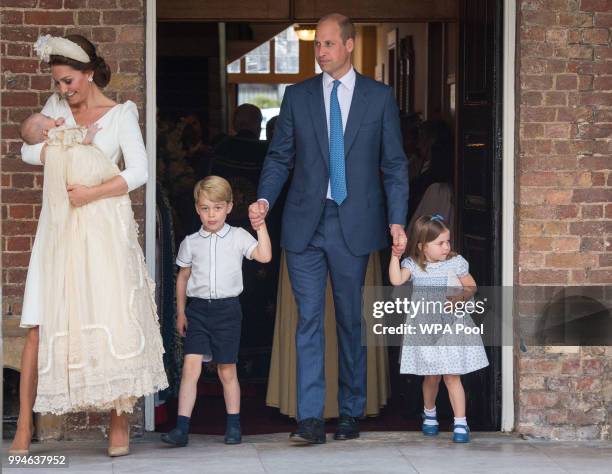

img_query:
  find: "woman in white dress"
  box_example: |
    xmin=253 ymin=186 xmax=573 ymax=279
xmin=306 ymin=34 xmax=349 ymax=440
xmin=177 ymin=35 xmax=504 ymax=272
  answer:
xmin=10 ymin=34 xmax=168 ymax=457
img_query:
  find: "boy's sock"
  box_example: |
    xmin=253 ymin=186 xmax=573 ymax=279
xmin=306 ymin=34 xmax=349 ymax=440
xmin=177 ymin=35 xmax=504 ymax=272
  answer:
xmin=423 ymin=406 xmax=438 ymax=425
xmin=176 ymin=415 xmax=191 ymax=435
xmin=454 ymin=416 xmax=468 ymax=432
xmin=224 ymin=413 xmax=241 ymax=444
xmin=227 ymin=413 xmax=240 ymax=427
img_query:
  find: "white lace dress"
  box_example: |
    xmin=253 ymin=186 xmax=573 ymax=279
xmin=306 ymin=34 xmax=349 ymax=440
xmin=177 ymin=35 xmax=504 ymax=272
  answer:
xmin=20 ymin=104 xmax=167 ymax=415
xmin=399 ymin=255 xmax=489 ymax=375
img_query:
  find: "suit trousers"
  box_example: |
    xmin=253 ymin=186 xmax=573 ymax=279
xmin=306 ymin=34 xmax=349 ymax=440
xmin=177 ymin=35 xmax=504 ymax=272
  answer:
xmin=285 ymin=200 xmax=369 ymax=420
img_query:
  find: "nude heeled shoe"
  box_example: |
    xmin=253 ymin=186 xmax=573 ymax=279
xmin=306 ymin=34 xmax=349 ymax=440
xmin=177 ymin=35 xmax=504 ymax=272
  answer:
xmin=7 ymin=448 xmax=30 ymax=456
xmin=107 ymin=425 xmax=130 ymax=457
xmin=8 ymin=422 xmax=33 ymax=455
xmin=108 ymin=445 xmax=129 ymax=457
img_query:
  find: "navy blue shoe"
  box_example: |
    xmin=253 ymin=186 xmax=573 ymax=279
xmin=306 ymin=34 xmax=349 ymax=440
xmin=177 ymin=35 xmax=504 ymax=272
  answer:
xmin=421 ymin=413 xmax=439 ymax=436
xmin=224 ymin=424 xmax=242 ymax=445
xmin=161 ymin=428 xmax=188 ymax=447
xmin=452 ymin=424 xmax=470 ymax=443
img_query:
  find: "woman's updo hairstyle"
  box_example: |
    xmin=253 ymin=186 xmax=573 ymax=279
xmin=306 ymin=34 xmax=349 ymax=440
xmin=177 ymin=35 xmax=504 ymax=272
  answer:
xmin=49 ymin=35 xmax=111 ymax=88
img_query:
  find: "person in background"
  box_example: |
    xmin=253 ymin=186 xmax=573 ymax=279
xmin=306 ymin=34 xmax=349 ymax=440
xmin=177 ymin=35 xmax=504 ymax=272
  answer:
xmin=408 ymin=120 xmax=453 ymax=222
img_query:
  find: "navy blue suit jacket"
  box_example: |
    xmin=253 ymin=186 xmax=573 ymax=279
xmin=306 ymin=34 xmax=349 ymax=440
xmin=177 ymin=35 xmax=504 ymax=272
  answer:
xmin=258 ymin=72 xmax=409 ymax=256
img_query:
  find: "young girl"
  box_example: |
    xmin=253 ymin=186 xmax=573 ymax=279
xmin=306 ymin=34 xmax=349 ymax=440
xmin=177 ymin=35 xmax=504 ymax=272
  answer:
xmin=389 ymin=215 xmax=488 ymax=443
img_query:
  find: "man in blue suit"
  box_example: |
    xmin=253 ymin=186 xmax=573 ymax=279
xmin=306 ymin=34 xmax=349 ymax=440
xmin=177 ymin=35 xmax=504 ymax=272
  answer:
xmin=249 ymin=13 xmax=408 ymax=443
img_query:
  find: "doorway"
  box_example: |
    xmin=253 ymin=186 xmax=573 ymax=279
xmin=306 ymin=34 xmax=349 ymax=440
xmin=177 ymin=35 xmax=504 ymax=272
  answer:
xmin=152 ymin=0 xmax=504 ymax=434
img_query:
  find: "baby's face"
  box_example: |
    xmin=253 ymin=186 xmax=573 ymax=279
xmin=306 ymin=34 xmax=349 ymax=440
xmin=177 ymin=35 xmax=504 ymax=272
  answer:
xmin=22 ymin=114 xmax=58 ymax=145
xmin=38 ymin=115 xmax=57 ymax=134
xmin=30 ymin=115 xmax=57 ymax=142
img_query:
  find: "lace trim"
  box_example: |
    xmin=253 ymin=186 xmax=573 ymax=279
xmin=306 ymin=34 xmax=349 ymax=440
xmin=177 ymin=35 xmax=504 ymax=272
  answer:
xmin=46 ymin=126 xmax=87 ymax=147
xmin=34 ymin=368 xmax=168 ymax=416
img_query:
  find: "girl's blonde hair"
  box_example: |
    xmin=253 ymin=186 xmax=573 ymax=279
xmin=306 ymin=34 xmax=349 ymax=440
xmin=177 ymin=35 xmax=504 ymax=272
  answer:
xmin=406 ymin=215 xmax=456 ymax=271
xmin=193 ymin=175 xmax=233 ymax=203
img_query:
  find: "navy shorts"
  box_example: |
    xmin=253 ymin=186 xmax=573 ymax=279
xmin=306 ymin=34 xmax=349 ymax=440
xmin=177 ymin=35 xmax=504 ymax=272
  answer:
xmin=184 ymin=297 xmax=242 ymax=364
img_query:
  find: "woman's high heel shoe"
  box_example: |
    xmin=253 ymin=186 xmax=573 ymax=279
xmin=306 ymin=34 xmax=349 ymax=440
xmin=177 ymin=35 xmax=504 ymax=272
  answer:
xmin=8 ymin=448 xmax=30 ymax=456
xmin=108 ymin=425 xmax=130 ymax=457
xmin=9 ymin=422 xmax=33 ymax=455
xmin=107 ymin=444 xmax=129 ymax=457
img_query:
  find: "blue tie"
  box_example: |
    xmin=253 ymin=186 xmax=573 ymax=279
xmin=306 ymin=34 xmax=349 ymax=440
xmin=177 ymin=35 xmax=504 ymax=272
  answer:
xmin=329 ymin=80 xmax=347 ymax=205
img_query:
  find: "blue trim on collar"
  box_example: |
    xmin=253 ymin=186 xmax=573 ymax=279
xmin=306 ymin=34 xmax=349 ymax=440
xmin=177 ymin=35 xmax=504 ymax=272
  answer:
xmin=198 ymin=223 xmax=231 ymax=238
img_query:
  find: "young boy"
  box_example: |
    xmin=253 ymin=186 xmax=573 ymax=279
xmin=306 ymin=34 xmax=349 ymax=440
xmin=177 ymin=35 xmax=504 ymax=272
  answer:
xmin=161 ymin=175 xmax=272 ymax=446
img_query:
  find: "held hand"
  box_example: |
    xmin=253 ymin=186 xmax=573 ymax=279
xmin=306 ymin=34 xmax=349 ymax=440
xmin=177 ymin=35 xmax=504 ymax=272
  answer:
xmin=390 ymin=224 xmax=407 ymax=257
xmin=54 ymin=117 xmax=65 ymax=127
xmin=446 ymin=293 xmax=465 ymax=313
xmin=446 ymin=294 xmax=464 ymax=303
xmin=67 ymin=184 xmax=93 ymax=207
xmin=176 ymin=314 xmax=188 ymax=337
xmin=248 ymin=200 xmax=269 ymax=230
xmin=391 ymin=246 xmax=404 ymax=258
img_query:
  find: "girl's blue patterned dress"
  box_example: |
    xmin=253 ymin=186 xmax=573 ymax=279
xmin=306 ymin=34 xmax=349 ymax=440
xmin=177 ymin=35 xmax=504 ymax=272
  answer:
xmin=399 ymin=255 xmax=489 ymax=375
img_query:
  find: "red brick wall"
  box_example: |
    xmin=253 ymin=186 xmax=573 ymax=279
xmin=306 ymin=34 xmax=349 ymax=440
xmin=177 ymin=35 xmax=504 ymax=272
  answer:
xmin=517 ymin=0 xmax=611 ymax=440
xmin=1 ymin=0 xmax=147 ymax=438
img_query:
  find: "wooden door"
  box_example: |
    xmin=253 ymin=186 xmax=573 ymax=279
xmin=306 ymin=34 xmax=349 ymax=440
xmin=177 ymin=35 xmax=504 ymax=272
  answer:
xmin=456 ymin=0 xmax=503 ymax=430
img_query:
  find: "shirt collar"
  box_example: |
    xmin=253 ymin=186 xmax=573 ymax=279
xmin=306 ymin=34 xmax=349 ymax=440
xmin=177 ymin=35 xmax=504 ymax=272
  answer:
xmin=322 ymin=66 xmax=356 ymax=92
xmin=199 ymin=223 xmax=231 ymax=238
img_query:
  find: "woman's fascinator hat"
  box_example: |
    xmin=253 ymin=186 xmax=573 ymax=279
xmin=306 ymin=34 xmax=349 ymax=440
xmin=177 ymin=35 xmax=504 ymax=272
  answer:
xmin=34 ymin=35 xmax=90 ymax=63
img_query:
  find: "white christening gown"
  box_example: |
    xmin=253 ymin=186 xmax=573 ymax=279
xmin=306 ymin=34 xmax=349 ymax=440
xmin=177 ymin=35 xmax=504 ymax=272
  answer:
xmin=32 ymin=126 xmax=168 ymax=415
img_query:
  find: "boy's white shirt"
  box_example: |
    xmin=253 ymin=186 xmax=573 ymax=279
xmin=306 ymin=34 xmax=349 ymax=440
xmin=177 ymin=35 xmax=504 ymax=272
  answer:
xmin=176 ymin=223 xmax=258 ymax=299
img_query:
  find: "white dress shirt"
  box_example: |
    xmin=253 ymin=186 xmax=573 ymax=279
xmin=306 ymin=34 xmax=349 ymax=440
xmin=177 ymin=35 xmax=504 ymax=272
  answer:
xmin=176 ymin=224 xmax=258 ymax=299
xmin=322 ymin=67 xmax=356 ymax=199
xmin=257 ymin=67 xmax=356 ymax=209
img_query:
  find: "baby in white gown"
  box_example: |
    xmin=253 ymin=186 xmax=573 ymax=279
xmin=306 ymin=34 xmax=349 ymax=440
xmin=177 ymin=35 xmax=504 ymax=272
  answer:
xmin=20 ymin=114 xmax=168 ymax=415
xmin=21 ymin=113 xmax=97 ymax=149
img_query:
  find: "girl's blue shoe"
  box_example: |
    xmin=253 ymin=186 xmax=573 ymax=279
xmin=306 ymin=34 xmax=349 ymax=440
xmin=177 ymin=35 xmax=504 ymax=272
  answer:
xmin=421 ymin=414 xmax=439 ymax=436
xmin=452 ymin=424 xmax=470 ymax=443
